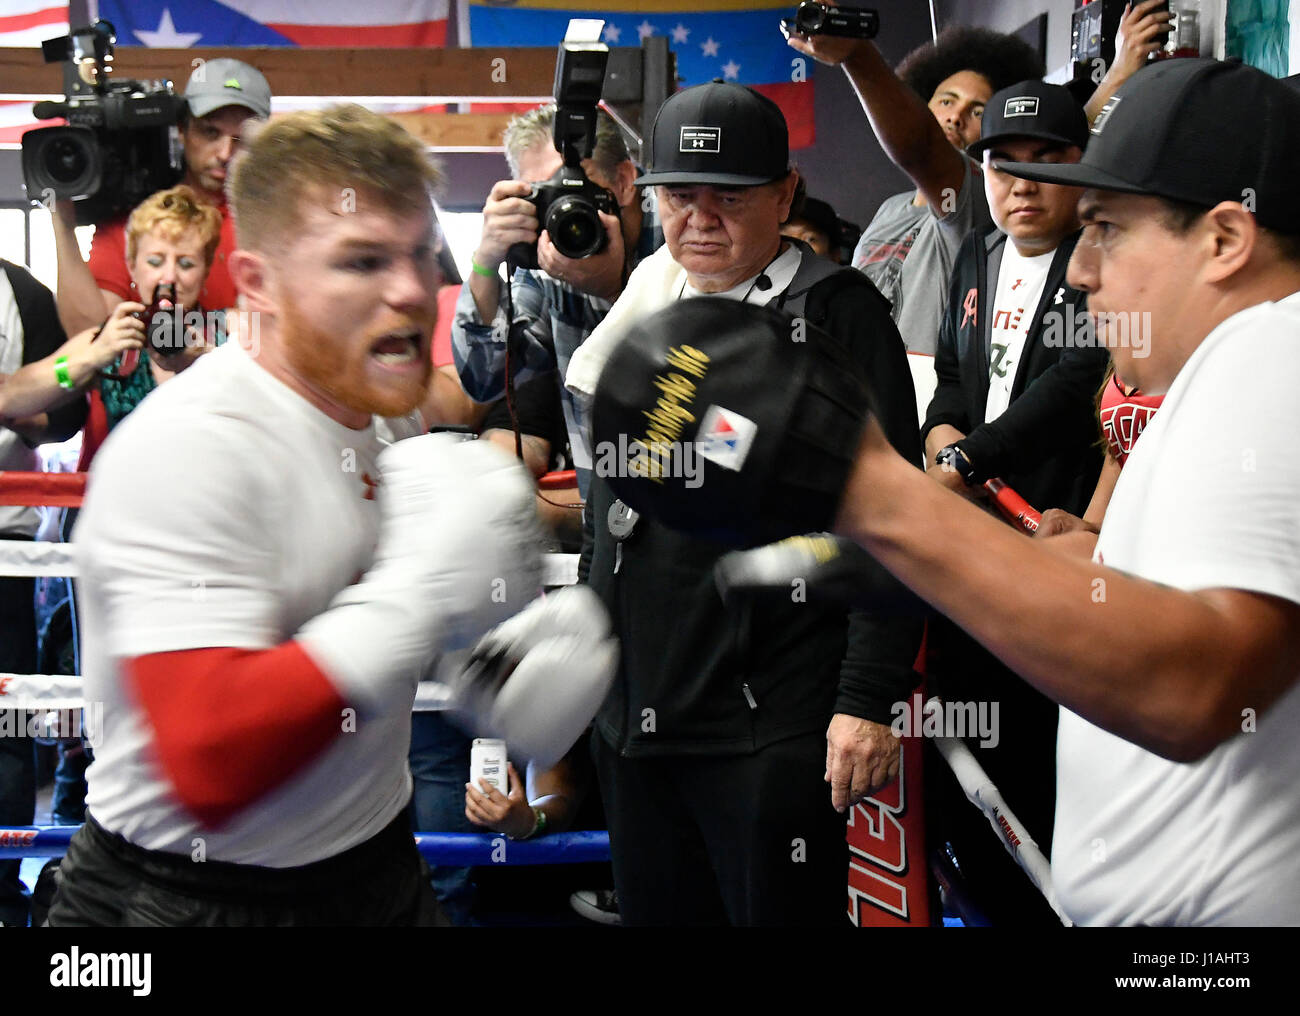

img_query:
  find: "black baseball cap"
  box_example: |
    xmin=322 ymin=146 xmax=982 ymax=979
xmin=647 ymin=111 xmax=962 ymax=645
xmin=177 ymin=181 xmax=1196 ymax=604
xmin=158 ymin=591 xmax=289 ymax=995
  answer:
xmin=997 ymin=58 xmax=1300 ymax=232
xmin=635 ymin=82 xmax=789 ymax=187
xmin=967 ymin=80 xmax=1089 ymax=159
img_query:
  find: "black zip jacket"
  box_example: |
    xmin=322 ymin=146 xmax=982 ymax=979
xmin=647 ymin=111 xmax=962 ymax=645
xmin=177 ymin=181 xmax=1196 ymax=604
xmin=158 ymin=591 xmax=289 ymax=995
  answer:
xmin=922 ymin=229 xmax=1107 ymax=515
xmin=580 ymin=251 xmax=925 ymax=757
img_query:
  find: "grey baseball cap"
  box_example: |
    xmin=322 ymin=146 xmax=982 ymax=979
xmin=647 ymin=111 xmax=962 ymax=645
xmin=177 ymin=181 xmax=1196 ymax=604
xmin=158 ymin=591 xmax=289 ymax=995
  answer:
xmin=184 ymin=58 xmax=271 ymax=120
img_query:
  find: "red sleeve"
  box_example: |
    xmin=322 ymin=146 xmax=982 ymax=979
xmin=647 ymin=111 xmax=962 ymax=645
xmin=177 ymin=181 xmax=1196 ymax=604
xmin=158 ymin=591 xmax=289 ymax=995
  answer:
xmin=125 ymin=643 xmax=348 ymax=829
xmin=86 ymin=218 xmax=133 ymax=301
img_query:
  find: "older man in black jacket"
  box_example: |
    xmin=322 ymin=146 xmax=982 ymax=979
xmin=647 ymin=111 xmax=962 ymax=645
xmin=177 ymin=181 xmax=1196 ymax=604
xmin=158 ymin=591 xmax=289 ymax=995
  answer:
xmin=572 ymin=82 xmax=923 ymax=926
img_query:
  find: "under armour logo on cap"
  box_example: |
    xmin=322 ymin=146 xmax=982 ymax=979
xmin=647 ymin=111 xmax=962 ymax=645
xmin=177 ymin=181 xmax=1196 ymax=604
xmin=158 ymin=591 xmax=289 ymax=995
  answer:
xmin=1004 ymin=96 xmax=1039 ymax=117
xmin=680 ymin=126 xmax=721 ymax=153
xmin=224 ymin=78 xmax=243 ymax=90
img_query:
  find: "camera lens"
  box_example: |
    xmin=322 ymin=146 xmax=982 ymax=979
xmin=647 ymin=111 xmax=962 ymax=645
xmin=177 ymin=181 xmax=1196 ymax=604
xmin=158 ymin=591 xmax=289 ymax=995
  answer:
xmin=546 ymin=197 xmax=604 ymax=259
xmin=41 ymin=136 xmax=90 ymax=185
xmin=796 ymin=5 xmax=826 ymax=33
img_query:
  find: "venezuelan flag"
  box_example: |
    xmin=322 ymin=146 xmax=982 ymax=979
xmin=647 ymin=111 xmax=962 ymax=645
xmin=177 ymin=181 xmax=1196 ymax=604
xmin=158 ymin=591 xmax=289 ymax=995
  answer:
xmin=464 ymin=0 xmax=815 ymax=148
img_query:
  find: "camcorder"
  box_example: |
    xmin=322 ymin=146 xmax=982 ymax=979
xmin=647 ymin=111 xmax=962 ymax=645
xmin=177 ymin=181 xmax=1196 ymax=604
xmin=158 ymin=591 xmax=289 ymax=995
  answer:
xmin=508 ymin=21 xmax=620 ymax=270
xmin=21 ymin=20 xmax=184 ymax=226
xmin=780 ymin=2 xmax=880 ymax=41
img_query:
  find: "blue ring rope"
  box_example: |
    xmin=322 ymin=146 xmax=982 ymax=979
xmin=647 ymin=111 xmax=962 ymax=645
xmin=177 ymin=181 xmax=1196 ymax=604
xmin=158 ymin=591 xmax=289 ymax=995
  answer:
xmin=0 ymin=826 xmax=610 ymax=865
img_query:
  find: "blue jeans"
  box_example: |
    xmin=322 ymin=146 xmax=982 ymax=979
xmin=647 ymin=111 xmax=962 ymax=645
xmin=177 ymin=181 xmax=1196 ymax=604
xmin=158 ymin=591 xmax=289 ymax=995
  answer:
xmin=408 ymin=711 xmax=477 ymax=926
xmin=35 ymin=571 xmax=89 ymax=826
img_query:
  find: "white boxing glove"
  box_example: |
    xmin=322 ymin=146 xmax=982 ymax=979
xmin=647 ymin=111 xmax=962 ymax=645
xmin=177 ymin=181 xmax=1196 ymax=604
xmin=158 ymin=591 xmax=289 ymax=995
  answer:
xmin=448 ymin=586 xmax=618 ymax=770
xmin=298 ymin=433 xmax=544 ymax=716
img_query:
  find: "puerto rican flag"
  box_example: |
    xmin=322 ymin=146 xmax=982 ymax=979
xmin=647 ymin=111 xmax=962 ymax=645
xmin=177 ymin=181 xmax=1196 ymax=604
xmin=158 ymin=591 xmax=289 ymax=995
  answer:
xmin=0 ymin=3 xmax=69 ymax=143
xmin=463 ymin=1 xmax=815 ymax=148
xmin=95 ymin=0 xmax=450 ymax=47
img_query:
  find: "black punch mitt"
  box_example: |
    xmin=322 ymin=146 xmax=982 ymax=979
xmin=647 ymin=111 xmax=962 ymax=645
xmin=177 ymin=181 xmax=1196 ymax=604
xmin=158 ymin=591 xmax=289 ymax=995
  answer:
xmin=590 ymin=297 xmax=873 ymax=546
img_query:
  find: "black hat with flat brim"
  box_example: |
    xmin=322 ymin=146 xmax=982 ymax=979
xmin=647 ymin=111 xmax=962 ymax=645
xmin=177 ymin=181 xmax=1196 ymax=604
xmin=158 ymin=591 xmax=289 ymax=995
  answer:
xmin=966 ymin=80 xmax=1089 ymax=159
xmin=635 ymin=81 xmax=790 ymax=188
xmin=995 ymin=58 xmax=1300 ymax=232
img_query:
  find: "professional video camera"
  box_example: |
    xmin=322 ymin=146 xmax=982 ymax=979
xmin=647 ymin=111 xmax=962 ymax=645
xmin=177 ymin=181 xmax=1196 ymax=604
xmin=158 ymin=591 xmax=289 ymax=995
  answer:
xmin=508 ymin=19 xmax=620 ymax=271
xmin=780 ymin=2 xmax=879 ymax=41
xmin=21 ymin=20 xmax=183 ymax=226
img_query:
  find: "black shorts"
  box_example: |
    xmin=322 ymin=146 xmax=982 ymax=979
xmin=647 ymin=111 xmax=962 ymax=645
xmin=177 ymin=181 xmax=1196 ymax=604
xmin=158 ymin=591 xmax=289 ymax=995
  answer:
xmin=46 ymin=807 xmax=448 ymax=927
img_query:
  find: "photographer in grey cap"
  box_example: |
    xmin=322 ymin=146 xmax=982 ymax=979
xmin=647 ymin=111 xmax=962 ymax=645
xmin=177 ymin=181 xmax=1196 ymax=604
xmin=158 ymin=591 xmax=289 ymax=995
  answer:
xmin=52 ymin=58 xmax=272 ymax=335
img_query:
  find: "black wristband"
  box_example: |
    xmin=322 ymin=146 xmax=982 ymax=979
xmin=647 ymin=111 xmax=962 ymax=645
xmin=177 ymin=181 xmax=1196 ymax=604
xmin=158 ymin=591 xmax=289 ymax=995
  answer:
xmin=935 ymin=442 xmax=979 ymax=486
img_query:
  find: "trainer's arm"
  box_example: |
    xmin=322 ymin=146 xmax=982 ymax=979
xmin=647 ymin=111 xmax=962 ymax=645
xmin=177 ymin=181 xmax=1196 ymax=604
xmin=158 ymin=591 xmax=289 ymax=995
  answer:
xmin=788 ymin=25 xmax=969 ymax=212
xmin=837 ymin=418 xmax=1300 ymax=763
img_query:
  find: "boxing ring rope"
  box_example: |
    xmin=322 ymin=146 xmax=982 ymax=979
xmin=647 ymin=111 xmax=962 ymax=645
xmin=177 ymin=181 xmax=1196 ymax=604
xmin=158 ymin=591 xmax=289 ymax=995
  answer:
xmin=0 ymin=471 xmax=86 ymax=508
xmin=0 ymin=468 xmax=602 ymax=868
xmin=0 ymin=470 xmax=1066 ymax=919
xmin=925 ymin=698 xmax=1071 ymax=927
xmin=0 ymin=827 xmax=611 ymax=864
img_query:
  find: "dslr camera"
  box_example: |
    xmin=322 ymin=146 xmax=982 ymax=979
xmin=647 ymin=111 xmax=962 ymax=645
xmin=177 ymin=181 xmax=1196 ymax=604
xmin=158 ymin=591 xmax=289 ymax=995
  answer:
xmin=780 ymin=2 xmax=879 ymax=41
xmin=21 ymin=20 xmax=183 ymax=226
xmin=508 ymin=21 xmax=620 ymax=271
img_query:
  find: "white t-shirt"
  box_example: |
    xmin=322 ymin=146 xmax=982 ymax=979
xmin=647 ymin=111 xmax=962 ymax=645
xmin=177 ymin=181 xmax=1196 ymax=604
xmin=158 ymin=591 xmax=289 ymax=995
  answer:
xmin=984 ymin=245 xmax=1054 ymax=422
xmin=75 ymin=341 xmax=422 ymax=867
xmin=1053 ymin=291 xmax=1300 ymax=926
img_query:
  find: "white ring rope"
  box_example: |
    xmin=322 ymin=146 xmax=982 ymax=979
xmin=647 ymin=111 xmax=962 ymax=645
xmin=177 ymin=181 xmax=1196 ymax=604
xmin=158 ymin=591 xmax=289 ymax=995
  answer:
xmin=0 ymin=546 xmax=579 ymax=709
xmin=0 ymin=540 xmax=579 ymax=585
xmin=0 ymin=539 xmax=78 ymax=578
xmin=925 ymin=697 xmax=1073 ymax=926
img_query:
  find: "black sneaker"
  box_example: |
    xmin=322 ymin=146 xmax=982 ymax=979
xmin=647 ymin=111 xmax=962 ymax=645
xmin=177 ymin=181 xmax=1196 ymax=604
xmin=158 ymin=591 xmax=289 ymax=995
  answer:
xmin=569 ymin=889 xmax=622 ymax=926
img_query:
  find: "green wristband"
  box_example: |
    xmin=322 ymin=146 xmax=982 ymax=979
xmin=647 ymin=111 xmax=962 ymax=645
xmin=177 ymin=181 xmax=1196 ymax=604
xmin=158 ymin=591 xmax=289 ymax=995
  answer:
xmin=54 ymin=355 xmax=73 ymax=390
xmin=470 ymin=257 xmax=498 ymax=278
